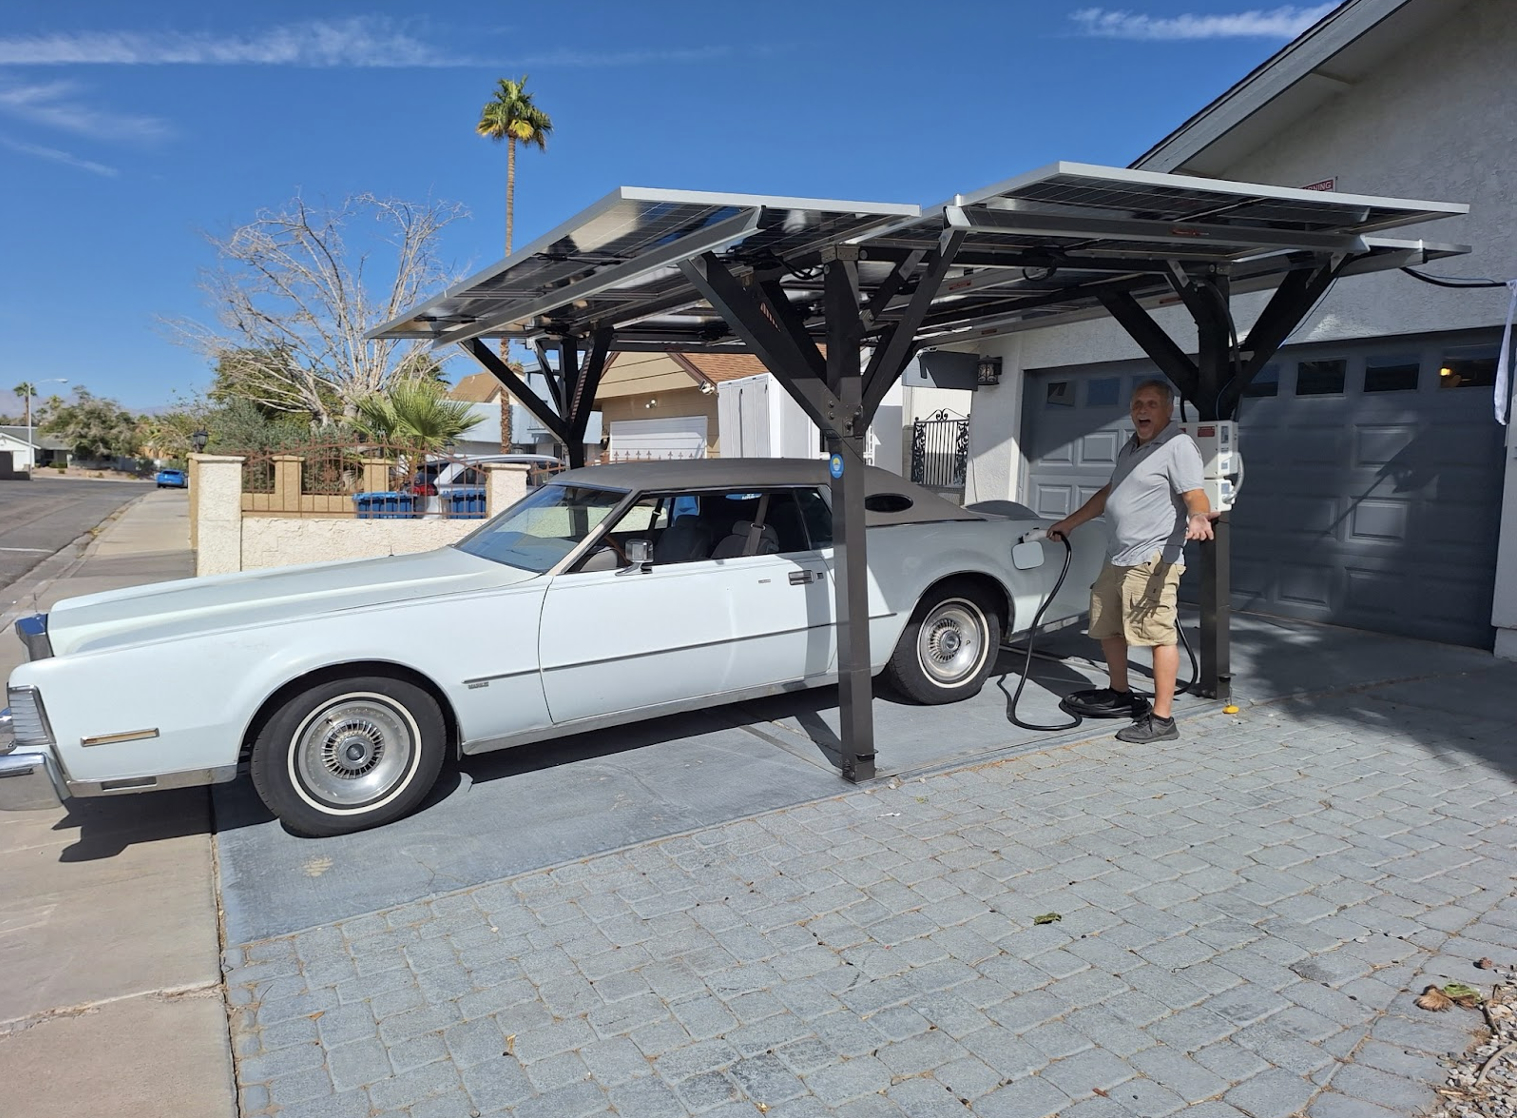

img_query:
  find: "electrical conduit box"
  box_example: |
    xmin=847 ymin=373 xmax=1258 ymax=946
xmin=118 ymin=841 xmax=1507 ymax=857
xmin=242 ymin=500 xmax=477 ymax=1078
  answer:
xmin=1178 ymin=420 xmax=1239 ymax=512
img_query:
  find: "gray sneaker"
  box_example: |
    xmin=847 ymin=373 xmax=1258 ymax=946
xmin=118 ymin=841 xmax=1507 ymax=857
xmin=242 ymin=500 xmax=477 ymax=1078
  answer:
xmin=1116 ymin=713 xmax=1179 ymax=743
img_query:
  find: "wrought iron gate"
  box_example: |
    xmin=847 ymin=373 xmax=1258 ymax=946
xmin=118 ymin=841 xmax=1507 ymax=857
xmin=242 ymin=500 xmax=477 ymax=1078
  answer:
xmin=910 ymin=409 xmax=969 ymax=493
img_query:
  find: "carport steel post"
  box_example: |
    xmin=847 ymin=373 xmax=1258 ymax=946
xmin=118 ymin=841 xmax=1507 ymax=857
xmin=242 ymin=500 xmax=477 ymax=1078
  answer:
xmin=678 ymin=235 xmax=967 ymax=781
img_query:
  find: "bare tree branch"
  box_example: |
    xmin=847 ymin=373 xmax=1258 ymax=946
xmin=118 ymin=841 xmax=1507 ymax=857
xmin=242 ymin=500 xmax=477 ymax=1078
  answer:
xmin=162 ymin=193 xmax=467 ymax=425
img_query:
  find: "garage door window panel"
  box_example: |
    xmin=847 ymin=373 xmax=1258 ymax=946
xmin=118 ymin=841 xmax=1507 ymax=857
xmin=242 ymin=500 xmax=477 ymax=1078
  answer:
xmin=1296 ymin=359 xmax=1347 ymax=396
xmin=1243 ymin=364 xmax=1280 ymax=398
xmin=1363 ymin=355 xmax=1422 ymax=393
xmin=1086 ymin=377 xmax=1121 ymax=408
xmin=1438 ymin=345 xmax=1500 ymax=390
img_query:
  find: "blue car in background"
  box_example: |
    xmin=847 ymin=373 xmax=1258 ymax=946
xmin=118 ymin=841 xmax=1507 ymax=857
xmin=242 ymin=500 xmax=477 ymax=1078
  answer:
xmin=155 ymin=468 xmax=188 ymax=489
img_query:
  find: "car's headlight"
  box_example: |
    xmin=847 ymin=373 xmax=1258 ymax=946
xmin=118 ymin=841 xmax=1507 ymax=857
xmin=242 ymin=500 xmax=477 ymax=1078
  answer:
xmin=3 ymin=687 xmax=55 ymax=753
xmin=14 ymin=615 xmax=51 ymax=661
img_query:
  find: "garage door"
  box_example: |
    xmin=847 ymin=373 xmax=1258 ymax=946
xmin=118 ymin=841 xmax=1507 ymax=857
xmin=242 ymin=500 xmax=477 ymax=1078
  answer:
xmin=608 ymin=416 xmax=708 ymax=461
xmin=1019 ymin=334 xmax=1506 ymax=647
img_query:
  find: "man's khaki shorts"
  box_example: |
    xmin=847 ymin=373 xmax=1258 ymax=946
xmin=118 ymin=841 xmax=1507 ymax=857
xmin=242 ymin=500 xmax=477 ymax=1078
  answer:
xmin=1088 ymin=555 xmax=1184 ymax=647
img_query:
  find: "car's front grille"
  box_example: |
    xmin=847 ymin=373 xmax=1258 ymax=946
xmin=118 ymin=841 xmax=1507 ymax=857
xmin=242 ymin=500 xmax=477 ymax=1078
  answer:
xmin=4 ymin=687 xmax=55 ymax=752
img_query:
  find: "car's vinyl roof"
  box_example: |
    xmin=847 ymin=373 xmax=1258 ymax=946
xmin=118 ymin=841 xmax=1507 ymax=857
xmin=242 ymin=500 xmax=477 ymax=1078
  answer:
xmin=551 ymin=458 xmax=987 ymax=527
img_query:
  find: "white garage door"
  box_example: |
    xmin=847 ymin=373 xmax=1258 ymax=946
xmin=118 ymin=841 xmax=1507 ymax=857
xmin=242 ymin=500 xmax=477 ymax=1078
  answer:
xmin=1019 ymin=333 xmax=1507 ymax=648
xmin=608 ymin=416 xmax=708 ymax=462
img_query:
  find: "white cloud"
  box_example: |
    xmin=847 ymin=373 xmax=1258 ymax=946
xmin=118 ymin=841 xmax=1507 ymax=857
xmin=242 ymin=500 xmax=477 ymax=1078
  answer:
xmin=1070 ymin=4 xmax=1338 ymax=40
xmin=0 ymin=18 xmax=731 ymax=69
xmin=0 ymin=80 xmax=170 ymax=141
xmin=0 ymin=135 xmax=118 ymax=176
xmin=0 ymin=20 xmax=459 ymax=67
xmin=512 ymin=46 xmax=732 ymax=68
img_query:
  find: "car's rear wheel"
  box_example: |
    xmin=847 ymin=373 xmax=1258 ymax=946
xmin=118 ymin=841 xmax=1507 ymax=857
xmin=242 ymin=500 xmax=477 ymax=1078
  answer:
xmin=250 ymin=675 xmax=446 ymax=837
xmin=883 ymin=581 xmax=1002 ymax=705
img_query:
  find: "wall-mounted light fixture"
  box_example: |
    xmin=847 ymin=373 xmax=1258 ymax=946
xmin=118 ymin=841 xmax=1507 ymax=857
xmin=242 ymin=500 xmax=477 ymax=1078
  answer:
xmin=191 ymin=429 xmax=209 ymax=452
xmin=977 ymin=355 xmax=1003 ymax=386
xmin=645 ymin=397 xmax=658 ymax=409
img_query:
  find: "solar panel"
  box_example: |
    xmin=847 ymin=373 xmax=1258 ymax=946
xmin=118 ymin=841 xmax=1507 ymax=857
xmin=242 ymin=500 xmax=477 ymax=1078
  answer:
xmin=370 ymin=187 xmax=918 ymax=347
xmin=371 ymin=164 xmax=1467 ymax=352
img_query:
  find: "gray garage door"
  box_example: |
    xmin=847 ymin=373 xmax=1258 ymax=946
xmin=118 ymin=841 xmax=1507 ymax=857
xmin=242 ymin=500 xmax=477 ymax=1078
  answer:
xmin=1020 ymin=332 xmax=1507 ymax=647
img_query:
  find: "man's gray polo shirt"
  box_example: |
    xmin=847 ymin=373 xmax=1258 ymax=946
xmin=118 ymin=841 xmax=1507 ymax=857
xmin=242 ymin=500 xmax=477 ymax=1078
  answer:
xmin=1104 ymin=423 xmax=1205 ymax=566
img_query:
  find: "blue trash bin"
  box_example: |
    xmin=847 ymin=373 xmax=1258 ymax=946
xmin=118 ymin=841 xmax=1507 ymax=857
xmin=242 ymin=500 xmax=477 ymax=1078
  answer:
xmin=353 ymin=491 xmax=417 ymax=519
xmin=446 ymin=487 xmax=487 ymax=519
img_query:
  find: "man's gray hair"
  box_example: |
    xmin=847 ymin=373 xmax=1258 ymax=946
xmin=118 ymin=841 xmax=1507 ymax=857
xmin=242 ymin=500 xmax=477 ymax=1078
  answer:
xmin=1132 ymin=378 xmax=1175 ymax=407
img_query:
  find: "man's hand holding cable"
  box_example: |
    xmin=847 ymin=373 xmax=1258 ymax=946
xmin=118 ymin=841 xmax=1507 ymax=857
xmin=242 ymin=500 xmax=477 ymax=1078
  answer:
xmin=1049 ymin=484 xmax=1110 ymax=543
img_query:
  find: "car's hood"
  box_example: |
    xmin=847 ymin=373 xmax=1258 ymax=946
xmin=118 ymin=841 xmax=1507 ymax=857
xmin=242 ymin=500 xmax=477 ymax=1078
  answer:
xmin=43 ymin=547 xmax=538 ymax=657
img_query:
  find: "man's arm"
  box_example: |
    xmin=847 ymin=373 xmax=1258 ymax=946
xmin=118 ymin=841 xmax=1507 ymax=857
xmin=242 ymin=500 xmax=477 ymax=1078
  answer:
xmin=1182 ymin=488 xmax=1214 ymax=541
xmin=1049 ymin=484 xmax=1110 ymax=542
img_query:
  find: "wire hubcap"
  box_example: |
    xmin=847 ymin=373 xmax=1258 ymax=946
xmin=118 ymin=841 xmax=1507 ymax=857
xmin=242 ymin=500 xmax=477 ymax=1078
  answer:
xmin=919 ymin=600 xmax=986 ymax=685
xmin=293 ymin=695 xmax=417 ymax=808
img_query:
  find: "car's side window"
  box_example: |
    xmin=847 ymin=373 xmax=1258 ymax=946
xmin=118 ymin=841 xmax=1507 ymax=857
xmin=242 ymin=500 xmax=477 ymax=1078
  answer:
xmin=795 ymin=489 xmax=833 ymax=549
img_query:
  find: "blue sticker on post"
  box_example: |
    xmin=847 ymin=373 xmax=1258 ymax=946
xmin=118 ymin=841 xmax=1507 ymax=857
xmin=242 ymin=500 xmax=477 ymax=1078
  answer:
xmin=828 ymin=453 xmax=844 ymax=479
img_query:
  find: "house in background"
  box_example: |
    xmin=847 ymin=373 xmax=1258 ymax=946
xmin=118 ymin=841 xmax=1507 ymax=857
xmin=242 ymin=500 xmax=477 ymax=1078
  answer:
xmin=444 ymin=368 xmax=602 ymax=462
xmin=595 ymin=351 xmax=760 ymax=460
xmin=912 ymin=0 xmax=1514 ymax=656
xmin=595 ymin=350 xmax=904 ymax=469
xmin=0 ymin=426 xmax=70 ymax=473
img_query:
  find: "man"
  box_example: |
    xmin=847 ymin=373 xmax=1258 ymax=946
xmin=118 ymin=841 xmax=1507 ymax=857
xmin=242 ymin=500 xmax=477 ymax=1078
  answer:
xmin=1049 ymin=379 xmax=1214 ymax=743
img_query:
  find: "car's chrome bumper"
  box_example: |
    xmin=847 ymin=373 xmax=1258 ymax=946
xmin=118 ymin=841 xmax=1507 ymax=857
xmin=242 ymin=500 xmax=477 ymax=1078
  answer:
xmin=0 ymin=747 xmax=66 ymax=811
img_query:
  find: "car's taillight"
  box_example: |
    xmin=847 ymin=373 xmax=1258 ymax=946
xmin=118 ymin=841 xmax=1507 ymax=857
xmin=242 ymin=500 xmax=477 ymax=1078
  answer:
xmin=4 ymin=686 xmax=55 ymax=752
xmin=410 ymin=483 xmax=437 ymax=496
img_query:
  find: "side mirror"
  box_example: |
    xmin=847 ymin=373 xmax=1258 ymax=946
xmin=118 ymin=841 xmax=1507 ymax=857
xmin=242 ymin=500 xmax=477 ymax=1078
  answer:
xmin=1012 ymin=540 xmax=1046 ymax=571
xmin=624 ymin=539 xmax=653 ymax=567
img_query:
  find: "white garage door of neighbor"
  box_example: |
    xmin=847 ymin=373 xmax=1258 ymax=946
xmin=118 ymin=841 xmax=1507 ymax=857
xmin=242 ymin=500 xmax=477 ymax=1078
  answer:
xmin=609 ymin=416 xmax=708 ymax=461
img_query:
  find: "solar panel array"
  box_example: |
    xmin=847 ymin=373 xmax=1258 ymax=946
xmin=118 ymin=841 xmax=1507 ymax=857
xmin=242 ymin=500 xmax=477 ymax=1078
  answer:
xmin=371 ymin=164 xmax=1466 ymax=351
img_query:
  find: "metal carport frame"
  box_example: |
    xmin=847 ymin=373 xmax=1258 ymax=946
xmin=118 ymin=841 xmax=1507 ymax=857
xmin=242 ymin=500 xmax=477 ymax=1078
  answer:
xmin=371 ymin=165 xmax=1467 ymax=782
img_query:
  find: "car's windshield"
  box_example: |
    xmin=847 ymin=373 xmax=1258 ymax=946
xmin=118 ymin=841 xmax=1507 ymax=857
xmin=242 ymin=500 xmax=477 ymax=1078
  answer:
xmin=454 ymin=483 xmax=627 ymax=572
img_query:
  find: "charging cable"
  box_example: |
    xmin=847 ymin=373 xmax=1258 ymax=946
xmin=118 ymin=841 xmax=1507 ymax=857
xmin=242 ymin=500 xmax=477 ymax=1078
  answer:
xmin=1006 ymin=529 xmax=1199 ymax=732
xmin=1007 ymin=529 xmax=1081 ymax=731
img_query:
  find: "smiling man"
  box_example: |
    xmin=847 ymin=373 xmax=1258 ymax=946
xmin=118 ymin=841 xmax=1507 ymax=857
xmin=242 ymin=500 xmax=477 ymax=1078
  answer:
xmin=1049 ymin=378 xmax=1214 ymax=742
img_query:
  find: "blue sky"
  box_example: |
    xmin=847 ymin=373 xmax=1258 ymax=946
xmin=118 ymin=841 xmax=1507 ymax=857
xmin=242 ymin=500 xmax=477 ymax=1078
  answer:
xmin=0 ymin=1 xmax=1338 ymax=413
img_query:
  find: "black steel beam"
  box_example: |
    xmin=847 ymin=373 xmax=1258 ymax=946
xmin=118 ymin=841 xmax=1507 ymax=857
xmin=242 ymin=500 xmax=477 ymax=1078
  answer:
xmin=555 ymin=338 xmax=582 ymax=464
xmin=465 ymin=339 xmax=571 ymax=446
xmin=1187 ymin=272 xmax=1234 ymax=422
xmin=1219 ymin=259 xmax=1339 ymax=416
xmin=566 ymin=327 xmax=613 ymax=466
xmin=824 ymin=258 xmax=875 ymax=783
xmin=678 ymin=253 xmax=837 ymax=431
xmin=1096 ymin=290 xmax=1200 ymax=402
xmin=863 ymin=230 xmax=966 ymax=421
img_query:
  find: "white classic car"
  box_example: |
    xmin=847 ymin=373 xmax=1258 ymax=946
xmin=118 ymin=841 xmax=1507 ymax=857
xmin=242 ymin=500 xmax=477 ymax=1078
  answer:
xmin=0 ymin=460 xmax=1100 ymax=836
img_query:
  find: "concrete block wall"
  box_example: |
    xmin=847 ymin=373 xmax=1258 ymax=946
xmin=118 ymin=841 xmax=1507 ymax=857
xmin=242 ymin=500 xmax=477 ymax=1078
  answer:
xmin=191 ymin=457 xmax=531 ymax=576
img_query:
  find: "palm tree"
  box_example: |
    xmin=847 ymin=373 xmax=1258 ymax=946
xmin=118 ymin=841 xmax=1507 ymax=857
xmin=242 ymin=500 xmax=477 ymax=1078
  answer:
xmin=476 ymin=75 xmax=554 ymax=257
xmin=354 ymin=379 xmax=477 ymax=473
xmin=476 ymin=76 xmax=553 ymax=453
xmin=13 ymin=381 xmax=37 ymax=426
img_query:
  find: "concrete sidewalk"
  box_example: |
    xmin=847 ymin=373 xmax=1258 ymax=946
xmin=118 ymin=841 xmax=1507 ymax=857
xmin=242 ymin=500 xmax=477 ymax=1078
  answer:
xmin=0 ymin=491 xmax=236 ymax=1118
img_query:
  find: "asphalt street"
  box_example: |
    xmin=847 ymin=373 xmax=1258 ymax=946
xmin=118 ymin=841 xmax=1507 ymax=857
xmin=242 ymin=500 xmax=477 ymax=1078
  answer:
xmin=0 ymin=477 xmax=153 ymax=598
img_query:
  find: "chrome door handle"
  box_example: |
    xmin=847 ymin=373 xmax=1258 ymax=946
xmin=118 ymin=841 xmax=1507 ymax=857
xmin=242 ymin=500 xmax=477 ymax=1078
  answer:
xmin=788 ymin=570 xmax=814 ymax=585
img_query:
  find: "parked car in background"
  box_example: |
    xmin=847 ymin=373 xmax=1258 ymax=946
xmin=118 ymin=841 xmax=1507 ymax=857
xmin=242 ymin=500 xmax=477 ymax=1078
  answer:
xmin=408 ymin=453 xmax=563 ymax=515
xmin=0 ymin=459 xmax=1100 ymax=837
xmin=154 ymin=468 xmax=187 ymax=489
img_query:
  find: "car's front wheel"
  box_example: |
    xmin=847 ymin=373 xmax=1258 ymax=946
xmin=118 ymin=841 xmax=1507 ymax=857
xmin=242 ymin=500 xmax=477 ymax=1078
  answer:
xmin=250 ymin=675 xmax=446 ymax=837
xmin=883 ymin=581 xmax=1002 ymax=704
